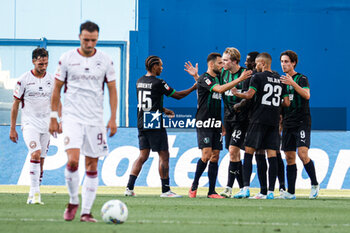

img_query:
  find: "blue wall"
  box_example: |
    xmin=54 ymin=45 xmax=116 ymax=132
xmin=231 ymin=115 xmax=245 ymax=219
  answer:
xmin=129 ymin=0 xmax=350 ymax=129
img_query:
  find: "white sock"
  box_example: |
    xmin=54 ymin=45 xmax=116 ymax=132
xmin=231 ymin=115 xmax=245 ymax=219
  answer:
xmin=65 ymin=166 xmax=80 ymax=205
xmin=29 ymin=160 xmax=40 ymax=196
xmin=81 ymin=171 xmax=98 ymax=215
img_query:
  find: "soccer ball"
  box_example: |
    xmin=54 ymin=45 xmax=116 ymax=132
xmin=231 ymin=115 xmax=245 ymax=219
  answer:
xmin=101 ymin=200 xmax=128 ymax=224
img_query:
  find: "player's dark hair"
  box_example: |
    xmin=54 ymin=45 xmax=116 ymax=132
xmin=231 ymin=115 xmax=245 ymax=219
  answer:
xmin=80 ymin=21 xmax=99 ymax=34
xmin=145 ymin=55 xmax=161 ymax=72
xmin=207 ymin=53 xmax=222 ymax=63
xmin=247 ymin=51 xmax=259 ymax=63
xmin=280 ymin=50 xmax=298 ymax=68
xmin=32 ymin=47 xmax=48 ymax=60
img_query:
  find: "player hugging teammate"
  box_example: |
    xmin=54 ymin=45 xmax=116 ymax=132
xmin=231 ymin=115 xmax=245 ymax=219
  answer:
xmin=185 ymin=50 xmax=318 ymax=200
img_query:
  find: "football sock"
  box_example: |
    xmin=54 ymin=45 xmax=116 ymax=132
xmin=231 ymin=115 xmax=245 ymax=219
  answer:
xmin=65 ymin=164 xmax=80 ymax=205
xmin=29 ymin=160 xmax=41 ymax=195
xmin=127 ymin=175 xmax=137 ymax=190
xmin=161 ymin=178 xmax=170 ymax=193
xmin=227 ymin=161 xmax=237 ymax=188
xmin=268 ymin=157 xmax=277 ymax=192
xmin=276 ymin=152 xmax=286 ymax=190
xmin=287 ymin=164 xmax=297 ymax=194
xmin=81 ymin=171 xmax=98 ymax=215
xmin=256 ymin=154 xmax=267 ymax=195
xmin=236 ymin=161 xmax=244 ymax=189
xmin=242 ymin=153 xmax=253 ymax=187
xmin=304 ymin=160 xmax=318 ymax=185
xmin=208 ymin=162 xmax=218 ymax=195
xmin=192 ymin=159 xmax=207 ymax=191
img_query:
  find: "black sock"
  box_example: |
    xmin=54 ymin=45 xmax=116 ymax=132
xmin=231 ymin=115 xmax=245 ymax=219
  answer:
xmin=161 ymin=178 xmax=170 ymax=193
xmin=208 ymin=162 xmax=218 ymax=195
xmin=304 ymin=160 xmax=318 ymax=185
xmin=192 ymin=159 xmax=207 ymax=191
xmin=268 ymin=157 xmax=277 ymax=192
xmin=256 ymin=154 xmax=267 ymax=195
xmin=127 ymin=175 xmax=137 ymax=190
xmin=227 ymin=161 xmax=238 ymax=188
xmin=243 ymin=153 xmax=253 ymax=187
xmin=276 ymin=152 xmax=286 ymax=190
xmin=287 ymin=164 xmax=297 ymax=194
xmin=236 ymin=161 xmax=244 ymax=189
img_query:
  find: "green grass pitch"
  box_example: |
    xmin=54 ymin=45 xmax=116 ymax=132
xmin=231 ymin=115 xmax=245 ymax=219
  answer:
xmin=0 ymin=186 xmax=350 ymax=233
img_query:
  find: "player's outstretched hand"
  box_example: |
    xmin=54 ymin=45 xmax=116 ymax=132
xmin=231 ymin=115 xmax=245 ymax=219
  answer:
xmin=240 ymin=69 xmax=252 ymax=80
xmin=107 ymin=119 xmax=117 ymax=137
xmin=280 ymin=74 xmax=294 ymax=85
xmin=9 ymin=129 xmax=18 ymax=143
xmin=184 ymin=61 xmax=199 ymax=81
xmin=49 ymin=118 xmax=59 ymax=138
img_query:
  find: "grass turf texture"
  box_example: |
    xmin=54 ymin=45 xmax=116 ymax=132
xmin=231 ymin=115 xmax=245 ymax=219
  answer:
xmin=0 ymin=186 xmax=350 ymax=233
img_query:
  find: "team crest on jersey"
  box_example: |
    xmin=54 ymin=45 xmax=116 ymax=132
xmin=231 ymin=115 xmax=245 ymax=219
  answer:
xmin=29 ymin=141 xmax=37 ymax=149
xmin=203 ymin=137 xmax=210 ymax=144
xmin=95 ymin=61 xmax=102 ymax=69
xmin=45 ymin=80 xmax=52 ymax=87
xmin=205 ymin=78 xmax=212 ymax=86
xmin=64 ymin=136 xmax=70 ymax=145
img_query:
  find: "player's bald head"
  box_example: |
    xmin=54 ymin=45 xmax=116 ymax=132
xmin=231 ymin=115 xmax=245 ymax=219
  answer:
xmin=256 ymin=52 xmax=272 ymax=66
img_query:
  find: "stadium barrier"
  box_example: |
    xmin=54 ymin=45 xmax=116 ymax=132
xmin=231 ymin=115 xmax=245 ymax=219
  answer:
xmin=1 ymin=126 xmax=349 ymax=189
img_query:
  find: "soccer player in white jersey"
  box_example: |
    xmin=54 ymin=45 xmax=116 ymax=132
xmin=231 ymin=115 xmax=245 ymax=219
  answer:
xmin=10 ymin=48 xmax=56 ymax=205
xmin=49 ymin=21 xmax=117 ymax=223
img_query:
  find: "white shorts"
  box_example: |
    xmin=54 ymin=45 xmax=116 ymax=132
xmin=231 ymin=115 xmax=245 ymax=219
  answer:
xmin=22 ymin=126 xmax=50 ymax=158
xmin=62 ymin=120 xmax=109 ymax=158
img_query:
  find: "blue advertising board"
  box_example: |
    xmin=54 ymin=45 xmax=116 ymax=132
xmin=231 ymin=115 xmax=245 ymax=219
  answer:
xmin=1 ymin=126 xmax=349 ymax=190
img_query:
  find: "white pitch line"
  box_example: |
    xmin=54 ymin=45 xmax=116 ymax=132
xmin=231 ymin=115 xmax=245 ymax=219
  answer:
xmin=0 ymin=218 xmax=349 ymax=228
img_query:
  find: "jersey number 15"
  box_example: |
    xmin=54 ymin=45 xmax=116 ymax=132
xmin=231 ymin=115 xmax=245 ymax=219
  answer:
xmin=138 ymin=90 xmax=152 ymax=111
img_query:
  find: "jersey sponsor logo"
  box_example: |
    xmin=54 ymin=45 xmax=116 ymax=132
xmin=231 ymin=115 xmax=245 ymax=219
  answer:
xmin=71 ymin=74 xmax=99 ymax=81
xmin=204 ymin=78 xmax=212 ymax=86
xmin=212 ymin=92 xmax=222 ymax=100
xmin=27 ymin=82 xmax=35 ymax=85
xmin=28 ymin=92 xmax=51 ymax=98
xmin=14 ymin=84 xmax=20 ymax=96
xmin=29 ymin=141 xmax=37 ymax=149
xmin=164 ymin=83 xmax=170 ymax=91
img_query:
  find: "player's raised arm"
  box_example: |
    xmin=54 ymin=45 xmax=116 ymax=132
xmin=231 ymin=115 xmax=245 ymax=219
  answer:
xmin=212 ymin=69 xmax=252 ymax=94
xmin=184 ymin=61 xmax=200 ymax=81
xmin=107 ymin=80 xmax=117 ymax=137
xmin=170 ymin=82 xmax=197 ymax=100
xmin=49 ymin=79 xmax=64 ymax=136
xmin=9 ymin=98 xmax=21 ymax=143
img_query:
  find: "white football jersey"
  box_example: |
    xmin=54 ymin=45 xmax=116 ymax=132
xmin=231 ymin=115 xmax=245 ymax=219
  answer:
xmin=13 ymin=71 xmax=54 ymax=133
xmin=55 ymin=49 xmax=116 ymax=126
